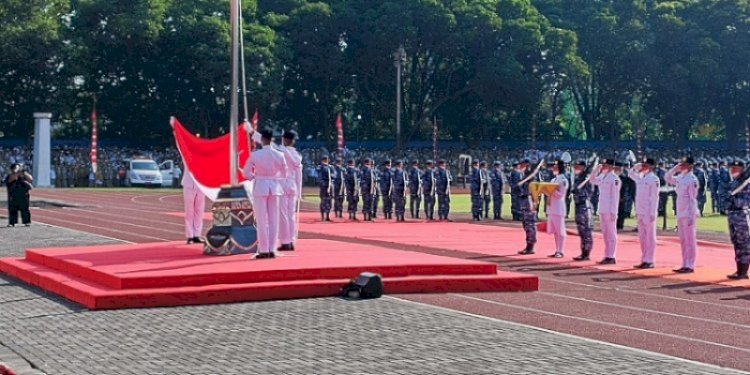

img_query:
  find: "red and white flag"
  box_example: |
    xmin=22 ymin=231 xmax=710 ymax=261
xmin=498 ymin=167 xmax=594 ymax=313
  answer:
xmin=432 ymin=116 xmax=438 ymax=162
xmin=90 ymin=103 xmax=98 ymax=174
xmin=250 ymin=110 xmax=259 ymax=152
xmin=336 ymin=113 xmax=344 ymax=155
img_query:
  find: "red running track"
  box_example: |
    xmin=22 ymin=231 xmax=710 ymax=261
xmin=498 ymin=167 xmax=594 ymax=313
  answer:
xmin=23 ymin=189 xmax=750 ymax=371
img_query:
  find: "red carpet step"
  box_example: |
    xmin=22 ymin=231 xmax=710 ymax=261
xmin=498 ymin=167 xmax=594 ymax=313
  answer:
xmin=0 ymin=239 xmax=538 ymax=310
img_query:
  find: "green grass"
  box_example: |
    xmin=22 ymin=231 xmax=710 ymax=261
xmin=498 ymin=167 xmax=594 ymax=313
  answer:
xmin=302 ymin=193 xmax=730 ymax=235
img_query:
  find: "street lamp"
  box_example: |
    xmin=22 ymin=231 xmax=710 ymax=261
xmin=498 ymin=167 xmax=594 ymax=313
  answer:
xmin=356 ymin=114 xmax=362 ymax=144
xmin=393 ymin=45 xmax=406 ymax=151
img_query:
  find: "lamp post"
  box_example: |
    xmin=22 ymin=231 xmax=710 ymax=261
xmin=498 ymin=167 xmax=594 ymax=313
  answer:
xmin=356 ymin=114 xmax=362 ymax=144
xmin=393 ymin=46 xmax=406 ymax=151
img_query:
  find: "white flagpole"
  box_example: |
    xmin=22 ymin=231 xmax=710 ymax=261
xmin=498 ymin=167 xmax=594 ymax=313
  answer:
xmin=229 ymin=0 xmax=240 ymax=185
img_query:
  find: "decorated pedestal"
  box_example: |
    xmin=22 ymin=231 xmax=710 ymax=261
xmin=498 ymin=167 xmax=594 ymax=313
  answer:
xmin=204 ymin=185 xmax=258 ymax=255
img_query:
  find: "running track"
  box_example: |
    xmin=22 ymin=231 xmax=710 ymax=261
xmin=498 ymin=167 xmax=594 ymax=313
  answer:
xmin=23 ymin=189 xmax=750 ymax=372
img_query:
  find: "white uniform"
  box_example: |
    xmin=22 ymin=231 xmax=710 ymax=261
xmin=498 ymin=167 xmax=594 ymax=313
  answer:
xmin=629 ymin=167 xmax=660 ymax=264
xmin=242 ymin=144 xmax=288 ymax=254
xmin=666 ymin=167 xmax=700 ymax=269
xmin=547 ymin=173 xmax=569 ymax=255
xmin=182 ymin=169 xmax=206 ymax=239
xmin=592 ymin=171 xmax=621 ymax=259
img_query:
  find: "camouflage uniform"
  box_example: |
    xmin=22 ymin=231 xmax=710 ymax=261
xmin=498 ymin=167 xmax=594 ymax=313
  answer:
xmin=726 ymin=178 xmax=750 ymax=265
xmin=572 ymin=173 xmax=594 ymax=258
xmin=512 ymin=169 xmax=536 ymax=251
xmin=508 ymin=170 xmax=523 ymax=221
xmin=718 ymin=167 xmax=730 ymax=214
xmin=318 ymin=163 xmax=334 ymax=220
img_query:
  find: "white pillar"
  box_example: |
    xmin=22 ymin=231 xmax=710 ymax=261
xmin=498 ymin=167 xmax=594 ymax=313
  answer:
xmin=33 ymin=112 xmax=52 ymax=188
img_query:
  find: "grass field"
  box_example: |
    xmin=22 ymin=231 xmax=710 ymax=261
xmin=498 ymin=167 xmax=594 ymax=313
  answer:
xmin=302 ymin=193 xmax=730 ymax=235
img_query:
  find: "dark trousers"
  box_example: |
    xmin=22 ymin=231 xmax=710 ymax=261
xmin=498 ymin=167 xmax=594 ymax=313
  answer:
xmin=8 ymin=197 xmax=31 ymax=225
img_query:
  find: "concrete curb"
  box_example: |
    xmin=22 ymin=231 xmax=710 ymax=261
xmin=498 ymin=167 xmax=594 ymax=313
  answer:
xmin=0 ymin=344 xmax=45 ymax=375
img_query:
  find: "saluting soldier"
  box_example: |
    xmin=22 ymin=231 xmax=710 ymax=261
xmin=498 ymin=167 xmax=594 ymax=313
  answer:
xmin=547 ymin=160 xmax=570 ymax=258
xmin=409 ymin=160 xmax=423 ymax=219
xmin=318 ymin=155 xmax=334 ymax=222
xmin=422 ymin=160 xmax=437 ymax=220
xmin=516 ymin=160 xmax=544 ymax=255
xmin=345 ymin=159 xmax=361 ymax=221
xmin=470 ymin=160 xmax=483 ymax=221
xmin=333 ymin=158 xmax=346 ymax=218
xmin=591 ymin=159 xmax=621 ymax=265
xmin=380 ymin=160 xmax=394 ymax=219
xmin=480 ymin=161 xmax=492 ymax=219
xmin=726 ymin=160 xmax=750 ymax=279
xmin=629 ymin=158 xmax=660 ymax=269
xmin=435 ymin=159 xmax=452 ymax=221
xmin=360 ymin=158 xmax=377 ymax=221
xmin=572 ymin=160 xmax=595 ymax=261
xmin=666 ymin=157 xmax=700 ymax=273
xmin=490 ymin=161 xmax=504 ymax=220
xmin=392 ymin=160 xmax=409 ymax=222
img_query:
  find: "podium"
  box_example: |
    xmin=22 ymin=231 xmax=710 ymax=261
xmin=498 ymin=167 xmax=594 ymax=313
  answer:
xmin=204 ymin=185 xmax=258 ymax=255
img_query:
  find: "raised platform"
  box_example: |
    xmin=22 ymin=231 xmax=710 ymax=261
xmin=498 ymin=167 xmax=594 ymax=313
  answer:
xmin=0 ymin=239 xmax=538 ymax=310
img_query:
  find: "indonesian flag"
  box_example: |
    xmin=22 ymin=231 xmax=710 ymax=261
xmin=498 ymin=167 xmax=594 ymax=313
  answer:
xmin=432 ymin=116 xmax=438 ymax=162
xmin=336 ymin=113 xmax=344 ymax=155
xmin=171 ymin=117 xmax=252 ymax=200
xmin=90 ymin=105 xmax=98 ymax=174
xmin=250 ymin=110 xmax=259 ymax=152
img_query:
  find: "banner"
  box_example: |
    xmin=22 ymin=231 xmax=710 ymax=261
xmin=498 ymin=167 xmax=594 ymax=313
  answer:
xmin=90 ymin=104 xmax=98 ymax=174
xmin=336 ymin=113 xmax=344 ymax=156
xmin=171 ymin=117 xmax=251 ymax=200
xmin=250 ymin=110 xmax=259 ymax=152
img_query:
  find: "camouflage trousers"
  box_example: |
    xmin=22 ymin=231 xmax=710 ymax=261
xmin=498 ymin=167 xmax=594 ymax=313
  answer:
xmin=410 ymin=194 xmax=421 ymax=217
xmin=392 ymin=193 xmax=407 ymax=216
xmin=438 ymin=193 xmax=451 ymax=219
xmin=382 ymin=194 xmax=393 ymax=215
xmin=362 ymin=194 xmax=374 ymax=215
xmin=492 ymin=194 xmax=503 ymax=218
xmin=520 ymin=198 xmax=537 ymax=245
xmin=334 ymin=192 xmax=345 ymax=213
xmin=423 ymin=194 xmax=436 ymax=219
xmin=471 ymin=194 xmax=483 ymax=218
xmin=347 ymin=193 xmax=360 ymax=214
xmin=728 ymin=210 xmax=750 ymax=264
xmin=511 ymin=196 xmax=521 ymax=221
xmin=575 ymin=205 xmax=594 ymax=252
xmin=320 ymin=188 xmax=332 ymax=213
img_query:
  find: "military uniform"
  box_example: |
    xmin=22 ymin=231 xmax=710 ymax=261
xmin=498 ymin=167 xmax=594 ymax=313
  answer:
xmin=513 ymin=161 xmax=537 ymax=254
xmin=409 ymin=161 xmax=423 ymax=218
xmin=480 ymin=162 xmax=491 ymax=218
xmin=509 ymin=166 xmax=523 ymax=221
xmin=372 ymin=168 xmax=381 ymax=218
xmin=709 ymin=164 xmax=720 ymax=213
xmin=318 ymin=157 xmax=334 ymax=221
xmin=345 ymin=161 xmax=361 ymax=220
xmin=726 ymin=161 xmax=750 ymax=279
xmin=392 ymin=161 xmax=409 ymax=221
xmin=572 ymin=162 xmax=594 ymax=261
xmin=666 ymin=157 xmax=700 ymax=273
xmin=617 ymin=166 xmax=635 ymax=230
xmin=591 ymin=159 xmax=621 ymax=264
xmin=422 ymin=161 xmax=437 ymax=220
xmin=469 ymin=161 xmax=483 ymax=221
xmin=333 ymin=160 xmax=346 ymax=218
xmin=718 ymin=164 xmax=730 ymax=214
xmin=360 ymin=160 xmax=377 ymax=221
xmin=436 ymin=160 xmax=452 ymax=220
xmin=547 ymin=161 xmax=570 ymax=258
xmin=629 ymin=159 xmax=660 ymax=268
xmin=380 ymin=161 xmax=394 ymax=219
xmin=694 ymin=163 xmax=708 ymax=216
xmin=490 ymin=162 xmax=504 ymax=220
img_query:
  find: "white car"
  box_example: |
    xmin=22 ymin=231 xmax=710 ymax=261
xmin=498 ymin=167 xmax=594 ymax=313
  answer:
xmin=127 ymin=159 xmax=164 ymax=187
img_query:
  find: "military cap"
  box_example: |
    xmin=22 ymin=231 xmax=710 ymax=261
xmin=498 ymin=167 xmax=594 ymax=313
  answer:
xmin=695 ymin=161 xmax=704 ymax=167
xmin=438 ymin=159 xmax=447 ymax=164
xmin=260 ymin=128 xmax=274 ymax=139
xmin=282 ymin=129 xmax=298 ymax=140
xmin=493 ymin=161 xmax=501 ymax=166
xmin=321 ymin=154 xmax=330 ymax=161
xmin=383 ymin=159 xmax=392 ymax=165
xmin=480 ymin=160 xmax=487 ymax=167
xmin=334 ymin=157 xmax=343 ymax=163
xmin=471 ymin=160 xmax=479 ymax=165
xmin=681 ymin=156 xmax=695 ymax=165
xmin=575 ymin=160 xmax=587 ymax=167
xmin=602 ymin=159 xmax=616 ymax=166
xmin=426 ymin=160 xmax=434 ymax=165
xmin=347 ymin=159 xmax=355 ymax=165
xmin=551 ymin=160 xmax=566 ymax=170
xmin=363 ymin=158 xmax=372 ymax=164
xmin=521 ymin=159 xmax=531 ymax=165
xmin=395 ymin=160 xmax=404 ymax=165
xmin=642 ymin=157 xmax=656 ymax=166
xmin=730 ymin=160 xmax=745 ymax=168
xmin=412 ymin=159 xmax=419 ymax=165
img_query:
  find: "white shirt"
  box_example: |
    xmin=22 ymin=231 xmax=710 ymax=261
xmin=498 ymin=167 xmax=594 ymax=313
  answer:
xmin=591 ymin=171 xmax=621 ymax=215
xmin=628 ymin=168 xmax=660 ymax=217
xmin=242 ymin=145 xmax=288 ymax=197
xmin=547 ymin=173 xmax=569 ymax=216
xmin=250 ymin=132 xmax=301 ymax=196
xmin=666 ymin=168 xmax=699 ymax=219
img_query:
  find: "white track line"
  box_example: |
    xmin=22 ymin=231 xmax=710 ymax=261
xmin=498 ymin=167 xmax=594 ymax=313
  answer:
xmin=35 ymin=208 xmax=182 ymax=236
xmin=62 ymin=207 xmax=185 ymax=228
xmin=34 ymin=209 xmax=172 ymax=242
xmin=33 ymin=221 xmax=135 ymax=244
xmin=448 ymin=293 xmax=750 ymax=354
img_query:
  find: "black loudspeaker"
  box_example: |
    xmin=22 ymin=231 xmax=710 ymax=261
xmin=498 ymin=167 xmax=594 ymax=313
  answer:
xmin=342 ymin=272 xmax=383 ymax=299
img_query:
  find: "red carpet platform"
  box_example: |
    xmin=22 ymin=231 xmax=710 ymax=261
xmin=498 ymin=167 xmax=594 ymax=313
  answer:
xmin=0 ymin=239 xmax=538 ymax=310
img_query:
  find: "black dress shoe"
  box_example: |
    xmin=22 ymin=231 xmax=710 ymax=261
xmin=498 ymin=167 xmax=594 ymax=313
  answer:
xmin=254 ymin=252 xmax=276 ymax=259
xmin=290 ymin=243 xmax=295 ymax=250
xmin=573 ymin=255 xmax=590 ymax=261
xmin=728 ymin=273 xmax=749 ymax=280
xmin=518 ymin=249 xmax=535 ymax=255
xmin=548 ymin=253 xmax=564 ymax=259
xmin=634 ymin=263 xmax=654 ymax=269
xmin=186 ymin=238 xmax=194 ymax=244
xmin=192 ymin=237 xmax=205 ymax=244
xmin=673 ymin=267 xmax=694 ymax=274
xmin=278 ymin=244 xmax=294 ymax=251
xmin=598 ymin=258 xmax=616 ymax=265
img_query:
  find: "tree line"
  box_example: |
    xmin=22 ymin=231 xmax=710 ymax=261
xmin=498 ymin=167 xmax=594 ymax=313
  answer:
xmin=1 ymin=0 xmax=749 ymax=148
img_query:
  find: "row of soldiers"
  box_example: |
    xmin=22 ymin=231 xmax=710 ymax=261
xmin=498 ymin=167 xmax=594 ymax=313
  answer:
xmin=316 ymin=157 xmax=453 ymax=222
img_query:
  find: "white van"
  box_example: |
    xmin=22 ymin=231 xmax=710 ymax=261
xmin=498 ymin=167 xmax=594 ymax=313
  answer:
xmin=127 ymin=158 xmax=164 ymax=187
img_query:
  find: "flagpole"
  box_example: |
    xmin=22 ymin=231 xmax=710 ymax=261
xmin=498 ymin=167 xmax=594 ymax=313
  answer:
xmin=229 ymin=0 xmax=240 ymax=185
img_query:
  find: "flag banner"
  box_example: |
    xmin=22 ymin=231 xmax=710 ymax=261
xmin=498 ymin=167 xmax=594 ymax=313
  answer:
xmin=90 ymin=106 xmax=98 ymax=174
xmin=250 ymin=110 xmax=259 ymax=152
xmin=336 ymin=113 xmax=344 ymax=156
xmin=171 ymin=117 xmax=252 ymax=200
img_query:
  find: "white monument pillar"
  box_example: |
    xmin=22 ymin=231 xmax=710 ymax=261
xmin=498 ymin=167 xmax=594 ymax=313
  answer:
xmin=33 ymin=112 xmax=52 ymax=188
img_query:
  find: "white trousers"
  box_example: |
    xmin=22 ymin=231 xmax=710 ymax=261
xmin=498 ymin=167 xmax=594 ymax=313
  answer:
xmin=253 ymin=195 xmax=280 ymax=253
xmin=637 ymin=215 xmax=657 ymax=263
xmin=678 ymin=217 xmax=698 ymax=269
xmin=600 ymin=213 xmax=618 ymax=259
xmin=547 ymin=214 xmax=567 ymax=254
xmin=278 ymin=194 xmax=298 ymax=245
xmin=183 ymin=186 xmax=205 ymax=238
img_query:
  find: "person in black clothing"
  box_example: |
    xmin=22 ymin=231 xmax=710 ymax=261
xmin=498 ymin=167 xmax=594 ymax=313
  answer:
xmin=4 ymin=164 xmax=33 ymax=227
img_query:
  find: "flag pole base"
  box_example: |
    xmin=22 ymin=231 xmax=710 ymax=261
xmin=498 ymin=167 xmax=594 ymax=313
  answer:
xmin=203 ymin=184 xmax=258 ymax=256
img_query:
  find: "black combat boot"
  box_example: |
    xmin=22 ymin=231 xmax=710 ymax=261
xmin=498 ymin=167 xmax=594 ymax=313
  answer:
xmin=518 ymin=244 xmax=535 ymax=255
xmin=728 ymin=262 xmax=750 ymax=280
xmin=573 ymin=250 xmax=591 ymax=261
xmin=325 ymin=213 xmax=331 ymax=222
xmin=321 ymin=213 xmax=326 ymax=222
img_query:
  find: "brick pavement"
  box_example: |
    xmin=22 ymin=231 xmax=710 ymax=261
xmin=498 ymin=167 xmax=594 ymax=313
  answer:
xmin=0 ymin=224 xmax=747 ymax=375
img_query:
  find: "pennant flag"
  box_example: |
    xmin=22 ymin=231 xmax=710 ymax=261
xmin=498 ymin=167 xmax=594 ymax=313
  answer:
xmin=171 ymin=117 xmax=252 ymax=200
xmin=432 ymin=116 xmax=438 ymax=162
xmin=250 ymin=110 xmax=259 ymax=152
xmin=336 ymin=113 xmax=344 ymax=156
xmin=90 ymin=103 xmax=98 ymax=174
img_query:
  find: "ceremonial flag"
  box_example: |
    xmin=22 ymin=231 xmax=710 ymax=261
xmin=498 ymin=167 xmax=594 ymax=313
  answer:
xmin=171 ymin=117 xmax=252 ymax=200
xmin=90 ymin=103 xmax=98 ymax=175
xmin=432 ymin=116 xmax=438 ymax=162
xmin=250 ymin=110 xmax=259 ymax=152
xmin=336 ymin=113 xmax=344 ymax=156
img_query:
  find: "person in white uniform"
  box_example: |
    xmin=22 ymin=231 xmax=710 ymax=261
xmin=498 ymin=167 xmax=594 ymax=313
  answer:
xmin=591 ymin=159 xmax=621 ymax=264
xmin=278 ymin=130 xmax=303 ymax=251
xmin=242 ymin=128 xmax=288 ymax=259
xmin=547 ymin=160 xmax=569 ymax=258
xmin=628 ymin=157 xmax=660 ymax=269
xmin=182 ymin=167 xmax=206 ymax=244
xmin=666 ymin=156 xmax=700 ymax=273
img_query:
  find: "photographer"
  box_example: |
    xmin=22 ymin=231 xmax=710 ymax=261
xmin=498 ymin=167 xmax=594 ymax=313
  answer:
xmin=3 ymin=163 xmax=33 ymax=227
